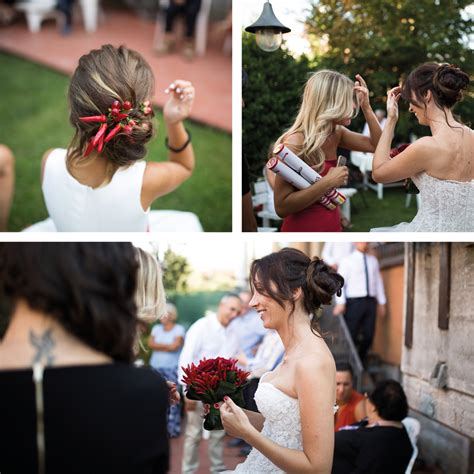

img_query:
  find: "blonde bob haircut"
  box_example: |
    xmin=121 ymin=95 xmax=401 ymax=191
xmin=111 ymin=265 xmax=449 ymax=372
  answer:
xmin=275 ymin=70 xmax=358 ymax=171
xmin=135 ymin=248 xmax=166 ymax=324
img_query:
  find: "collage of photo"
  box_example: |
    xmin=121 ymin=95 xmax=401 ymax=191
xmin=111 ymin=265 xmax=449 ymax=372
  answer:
xmin=0 ymin=1 xmax=473 ymax=474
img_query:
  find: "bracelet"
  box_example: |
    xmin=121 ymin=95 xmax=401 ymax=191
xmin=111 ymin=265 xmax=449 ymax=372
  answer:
xmin=165 ymin=128 xmax=192 ymax=153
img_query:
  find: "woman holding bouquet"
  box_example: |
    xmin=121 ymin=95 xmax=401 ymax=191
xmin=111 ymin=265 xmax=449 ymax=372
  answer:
xmin=220 ymin=248 xmax=344 ymax=473
xmin=273 ymin=70 xmax=382 ymax=232
xmin=370 ymin=63 xmax=473 ymax=231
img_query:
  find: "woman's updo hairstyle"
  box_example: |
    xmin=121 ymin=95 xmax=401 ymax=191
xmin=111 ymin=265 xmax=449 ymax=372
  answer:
xmin=401 ymin=62 xmax=469 ymax=110
xmin=68 ymin=44 xmax=155 ymax=170
xmin=249 ymin=247 xmax=344 ymax=334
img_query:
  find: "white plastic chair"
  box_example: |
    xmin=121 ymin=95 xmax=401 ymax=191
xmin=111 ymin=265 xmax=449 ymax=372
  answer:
xmin=402 ymin=417 xmax=421 ymax=474
xmin=15 ymin=0 xmax=58 ymax=33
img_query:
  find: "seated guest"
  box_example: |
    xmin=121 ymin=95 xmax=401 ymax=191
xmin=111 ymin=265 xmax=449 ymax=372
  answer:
xmin=335 ymin=362 xmax=366 ymax=431
xmin=332 ymin=379 xmax=413 ymax=474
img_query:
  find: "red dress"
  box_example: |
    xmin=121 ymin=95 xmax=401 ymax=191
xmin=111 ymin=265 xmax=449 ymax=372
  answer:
xmin=280 ymin=159 xmax=342 ymax=232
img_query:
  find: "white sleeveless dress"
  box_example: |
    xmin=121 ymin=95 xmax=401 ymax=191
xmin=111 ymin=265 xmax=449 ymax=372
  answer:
xmin=371 ymin=172 xmax=474 ymax=232
xmin=226 ymin=374 xmax=338 ymax=473
xmin=23 ymin=149 xmax=203 ymax=232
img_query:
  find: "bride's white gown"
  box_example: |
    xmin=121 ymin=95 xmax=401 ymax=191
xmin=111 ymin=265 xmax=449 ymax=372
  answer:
xmin=371 ymin=172 xmax=474 ymax=232
xmin=230 ymin=374 xmax=302 ymax=473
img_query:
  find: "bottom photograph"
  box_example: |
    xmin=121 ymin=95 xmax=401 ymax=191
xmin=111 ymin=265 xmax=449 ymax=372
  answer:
xmin=0 ymin=241 xmax=472 ymax=474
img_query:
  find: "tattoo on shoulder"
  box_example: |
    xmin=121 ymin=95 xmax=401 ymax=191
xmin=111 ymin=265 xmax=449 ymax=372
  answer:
xmin=29 ymin=328 xmax=56 ymax=366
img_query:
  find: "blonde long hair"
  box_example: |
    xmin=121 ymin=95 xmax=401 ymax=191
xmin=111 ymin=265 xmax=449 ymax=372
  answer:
xmin=275 ymin=70 xmax=358 ymax=171
xmin=135 ymin=248 xmax=166 ymax=324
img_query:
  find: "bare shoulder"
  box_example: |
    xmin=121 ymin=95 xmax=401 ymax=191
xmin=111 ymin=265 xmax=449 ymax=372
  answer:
xmin=295 ymin=349 xmax=336 ymax=380
xmin=285 ymin=132 xmax=304 ymax=147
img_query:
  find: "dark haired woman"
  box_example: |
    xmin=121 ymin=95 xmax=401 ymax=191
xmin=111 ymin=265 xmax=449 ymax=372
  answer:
xmin=24 ymin=44 xmax=202 ymax=232
xmin=220 ymin=247 xmax=344 ymax=473
xmin=0 ymin=243 xmax=169 ymax=474
xmin=371 ymin=62 xmax=473 ymax=231
xmin=332 ymin=379 xmax=413 ymax=474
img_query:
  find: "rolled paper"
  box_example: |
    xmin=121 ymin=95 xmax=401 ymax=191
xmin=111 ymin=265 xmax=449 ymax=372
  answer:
xmin=267 ymin=158 xmax=336 ymax=210
xmin=273 ymin=144 xmax=346 ymax=206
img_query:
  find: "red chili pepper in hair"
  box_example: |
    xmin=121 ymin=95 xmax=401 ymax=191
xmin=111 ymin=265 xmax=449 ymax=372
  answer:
xmin=114 ymin=113 xmax=129 ymax=122
xmin=79 ymin=115 xmax=107 ymax=123
xmin=97 ymin=133 xmax=105 ymax=153
xmin=123 ymin=101 xmax=132 ymax=110
xmin=105 ymin=123 xmax=122 ymax=142
xmin=84 ymin=139 xmax=96 ymax=157
xmin=92 ymin=123 xmax=108 ymax=147
xmin=112 ymin=100 xmax=121 ymax=109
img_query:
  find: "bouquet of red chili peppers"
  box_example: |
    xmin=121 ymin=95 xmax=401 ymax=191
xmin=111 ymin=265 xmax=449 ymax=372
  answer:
xmin=181 ymin=357 xmax=250 ymax=430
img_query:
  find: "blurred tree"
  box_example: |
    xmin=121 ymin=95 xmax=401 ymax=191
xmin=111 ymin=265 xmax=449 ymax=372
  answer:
xmin=242 ymin=32 xmax=311 ymax=181
xmin=162 ymin=249 xmax=191 ymax=293
xmin=305 ymin=0 xmax=474 ymax=140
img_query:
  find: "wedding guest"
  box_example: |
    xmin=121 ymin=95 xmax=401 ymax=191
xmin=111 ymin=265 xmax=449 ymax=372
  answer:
xmin=56 ymin=0 xmax=75 ymax=35
xmin=334 ymin=362 xmax=366 ymax=431
xmin=157 ymin=0 xmax=202 ymax=60
xmin=178 ymin=293 xmax=242 ymax=474
xmin=371 ymin=63 xmax=473 ymax=231
xmin=332 ymin=380 xmax=413 ymax=474
xmin=148 ymin=303 xmax=185 ymax=437
xmin=24 ymin=44 xmax=201 ymax=232
xmin=333 ymin=242 xmax=386 ymax=366
xmin=0 ymin=144 xmax=14 ymax=231
xmin=273 ymin=71 xmax=381 ymax=232
xmin=0 ymin=242 xmax=169 ymax=474
xmin=219 ymin=248 xmax=344 ymax=473
xmin=321 ymin=242 xmax=354 ymax=271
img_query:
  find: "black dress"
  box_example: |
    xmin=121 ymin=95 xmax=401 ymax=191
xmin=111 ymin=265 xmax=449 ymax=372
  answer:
xmin=332 ymin=425 xmax=413 ymax=474
xmin=0 ymin=363 xmax=169 ymax=474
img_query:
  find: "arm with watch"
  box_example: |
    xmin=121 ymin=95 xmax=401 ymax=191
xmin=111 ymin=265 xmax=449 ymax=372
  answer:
xmin=141 ymin=79 xmax=196 ymax=208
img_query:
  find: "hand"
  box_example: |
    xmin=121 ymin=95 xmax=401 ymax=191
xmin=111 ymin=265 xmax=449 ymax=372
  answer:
xmin=185 ymin=398 xmax=198 ymax=412
xmin=163 ymin=80 xmax=195 ymax=125
xmin=166 ymin=381 xmax=180 ymax=405
xmin=386 ymin=86 xmax=401 ymax=120
xmin=377 ymin=304 xmax=387 ymax=318
xmin=220 ymin=397 xmax=254 ymax=440
xmin=333 ymin=304 xmax=346 ymax=316
xmin=324 ymin=166 xmax=349 ymax=188
xmin=354 ymin=74 xmax=370 ymax=110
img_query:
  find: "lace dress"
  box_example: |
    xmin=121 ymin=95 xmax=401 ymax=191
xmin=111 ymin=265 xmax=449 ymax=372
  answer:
xmin=371 ymin=172 xmax=474 ymax=232
xmin=226 ymin=374 xmax=337 ymax=473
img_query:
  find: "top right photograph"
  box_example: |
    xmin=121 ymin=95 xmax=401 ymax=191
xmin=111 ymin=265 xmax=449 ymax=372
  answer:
xmin=241 ymin=0 xmax=473 ymax=232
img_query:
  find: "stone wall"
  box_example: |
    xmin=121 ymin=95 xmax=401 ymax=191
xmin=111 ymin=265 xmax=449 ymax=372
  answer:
xmin=401 ymin=243 xmax=474 ymax=473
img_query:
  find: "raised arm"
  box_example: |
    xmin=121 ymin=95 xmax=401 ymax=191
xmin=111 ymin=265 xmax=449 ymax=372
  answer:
xmin=339 ymin=75 xmax=382 ymax=152
xmin=273 ymin=134 xmax=348 ymax=217
xmin=148 ymin=335 xmax=184 ymax=352
xmin=372 ymin=87 xmax=432 ymax=183
xmin=220 ymin=356 xmax=336 ymax=474
xmin=141 ymin=80 xmax=196 ymax=210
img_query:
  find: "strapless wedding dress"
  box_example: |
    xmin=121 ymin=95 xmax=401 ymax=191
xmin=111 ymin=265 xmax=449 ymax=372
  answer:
xmin=226 ymin=374 xmax=337 ymax=473
xmin=371 ymin=172 xmax=474 ymax=232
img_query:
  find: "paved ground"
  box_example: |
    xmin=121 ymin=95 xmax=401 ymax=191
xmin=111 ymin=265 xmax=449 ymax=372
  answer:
xmin=0 ymin=7 xmax=232 ymax=132
xmin=169 ymin=430 xmax=243 ymax=473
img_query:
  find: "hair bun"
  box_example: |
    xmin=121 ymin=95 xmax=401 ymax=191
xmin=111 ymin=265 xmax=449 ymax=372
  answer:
xmin=433 ymin=64 xmax=469 ymax=105
xmin=306 ymin=257 xmax=344 ymax=306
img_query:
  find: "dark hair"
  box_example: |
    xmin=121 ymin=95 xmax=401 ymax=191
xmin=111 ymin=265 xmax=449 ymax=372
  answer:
xmin=249 ymin=247 xmax=344 ymax=334
xmin=336 ymin=361 xmax=353 ymax=377
xmin=368 ymin=380 xmax=408 ymax=422
xmin=68 ymin=44 xmax=155 ymax=170
xmin=401 ymin=62 xmax=469 ymax=110
xmin=0 ymin=243 xmax=139 ymax=363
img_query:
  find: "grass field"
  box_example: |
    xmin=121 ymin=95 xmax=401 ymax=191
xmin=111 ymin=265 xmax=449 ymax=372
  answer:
xmin=0 ymin=52 xmax=232 ymax=232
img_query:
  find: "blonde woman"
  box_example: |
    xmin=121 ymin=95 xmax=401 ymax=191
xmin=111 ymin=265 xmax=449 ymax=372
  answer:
xmin=148 ymin=303 xmax=185 ymax=437
xmin=274 ymin=70 xmax=382 ymax=232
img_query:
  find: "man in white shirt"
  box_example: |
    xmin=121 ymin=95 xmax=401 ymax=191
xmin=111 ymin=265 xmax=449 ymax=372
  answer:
xmin=333 ymin=243 xmax=386 ymax=366
xmin=322 ymin=242 xmax=355 ymax=271
xmin=179 ymin=293 xmax=242 ymax=474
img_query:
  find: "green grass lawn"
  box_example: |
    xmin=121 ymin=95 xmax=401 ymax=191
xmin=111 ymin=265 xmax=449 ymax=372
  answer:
xmin=345 ymin=186 xmax=417 ymax=232
xmin=0 ymin=52 xmax=232 ymax=232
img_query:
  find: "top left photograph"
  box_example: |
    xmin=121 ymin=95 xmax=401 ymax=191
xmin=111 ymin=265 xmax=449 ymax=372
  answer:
xmin=0 ymin=0 xmax=232 ymax=232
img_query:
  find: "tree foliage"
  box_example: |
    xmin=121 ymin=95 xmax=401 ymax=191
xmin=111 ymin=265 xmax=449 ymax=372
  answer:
xmin=162 ymin=249 xmax=191 ymax=293
xmin=305 ymin=0 xmax=474 ymax=139
xmin=242 ymin=32 xmax=311 ymax=181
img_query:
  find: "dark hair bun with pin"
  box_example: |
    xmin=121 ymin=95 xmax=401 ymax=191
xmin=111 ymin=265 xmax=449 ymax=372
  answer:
xmin=433 ymin=64 xmax=470 ymax=108
xmin=306 ymin=257 xmax=344 ymax=307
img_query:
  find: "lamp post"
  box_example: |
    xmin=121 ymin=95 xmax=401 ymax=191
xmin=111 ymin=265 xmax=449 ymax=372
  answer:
xmin=245 ymin=1 xmax=291 ymax=52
